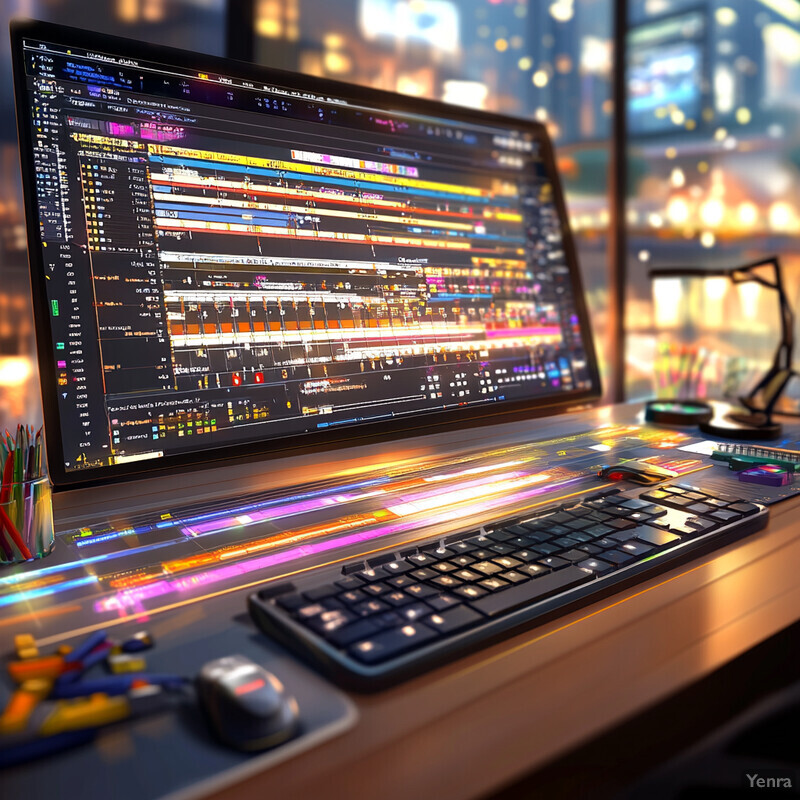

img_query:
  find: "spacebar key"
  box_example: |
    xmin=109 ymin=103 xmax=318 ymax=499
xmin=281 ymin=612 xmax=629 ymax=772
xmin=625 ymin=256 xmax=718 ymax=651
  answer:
xmin=468 ymin=566 xmax=594 ymax=617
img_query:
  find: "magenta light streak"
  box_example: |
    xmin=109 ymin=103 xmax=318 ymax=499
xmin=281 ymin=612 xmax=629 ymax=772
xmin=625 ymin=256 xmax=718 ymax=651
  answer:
xmin=95 ymin=475 xmax=583 ymax=614
xmin=485 ymin=326 xmax=561 ymax=339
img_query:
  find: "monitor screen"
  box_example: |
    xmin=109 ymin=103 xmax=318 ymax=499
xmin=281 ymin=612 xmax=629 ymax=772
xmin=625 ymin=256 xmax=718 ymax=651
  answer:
xmin=12 ymin=21 xmax=599 ymax=487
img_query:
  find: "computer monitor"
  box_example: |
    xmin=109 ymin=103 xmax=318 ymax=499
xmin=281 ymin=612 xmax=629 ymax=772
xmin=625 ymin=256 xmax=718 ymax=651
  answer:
xmin=11 ymin=19 xmax=600 ymax=489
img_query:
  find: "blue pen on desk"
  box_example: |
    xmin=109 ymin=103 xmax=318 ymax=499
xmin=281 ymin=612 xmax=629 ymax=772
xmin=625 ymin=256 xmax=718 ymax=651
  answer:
xmin=50 ymin=674 xmax=189 ymax=699
xmin=63 ymin=630 xmax=108 ymax=664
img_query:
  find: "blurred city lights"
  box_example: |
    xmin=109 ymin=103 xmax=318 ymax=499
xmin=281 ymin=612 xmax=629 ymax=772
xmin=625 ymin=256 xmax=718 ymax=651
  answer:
xmin=715 ymin=7 xmax=738 ymax=26
xmin=700 ymin=199 xmax=724 ymax=228
xmin=549 ymin=1 xmax=575 ymax=22
xmin=666 ymin=197 xmax=690 ymax=224
xmin=700 ymin=231 xmax=716 ymax=248
xmin=0 ymin=357 xmax=32 ymax=387
xmin=768 ymin=201 xmax=798 ymax=232
xmin=738 ymin=202 xmax=759 ymax=227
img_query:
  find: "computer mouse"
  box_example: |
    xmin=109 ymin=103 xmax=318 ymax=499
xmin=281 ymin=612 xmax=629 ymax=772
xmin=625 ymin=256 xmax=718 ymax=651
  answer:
xmin=196 ymin=655 xmax=299 ymax=752
xmin=597 ymin=460 xmax=677 ymax=485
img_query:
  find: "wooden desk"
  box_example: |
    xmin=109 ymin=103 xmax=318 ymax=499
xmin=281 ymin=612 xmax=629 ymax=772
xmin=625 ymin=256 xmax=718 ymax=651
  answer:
xmin=217 ymin=481 xmax=800 ymax=800
xmin=5 ymin=401 xmax=800 ymax=799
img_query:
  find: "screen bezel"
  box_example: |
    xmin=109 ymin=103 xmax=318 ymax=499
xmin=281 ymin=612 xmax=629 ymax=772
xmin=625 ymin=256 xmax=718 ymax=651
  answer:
xmin=10 ymin=18 xmax=601 ymax=491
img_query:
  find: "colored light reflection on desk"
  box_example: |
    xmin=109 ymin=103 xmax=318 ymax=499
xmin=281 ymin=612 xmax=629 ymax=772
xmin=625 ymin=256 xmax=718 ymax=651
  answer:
xmin=94 ymin=474 xmax=583 ymax=615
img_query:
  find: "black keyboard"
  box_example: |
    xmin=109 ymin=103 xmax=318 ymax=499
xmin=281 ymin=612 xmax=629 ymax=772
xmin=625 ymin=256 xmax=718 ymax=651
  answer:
xmin=249 ymin=483 xmax=768 ymax=690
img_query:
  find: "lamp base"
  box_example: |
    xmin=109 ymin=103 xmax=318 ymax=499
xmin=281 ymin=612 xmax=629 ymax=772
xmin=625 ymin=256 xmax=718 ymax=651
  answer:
xmin=699 ymin=411 xmax=781 ymax=440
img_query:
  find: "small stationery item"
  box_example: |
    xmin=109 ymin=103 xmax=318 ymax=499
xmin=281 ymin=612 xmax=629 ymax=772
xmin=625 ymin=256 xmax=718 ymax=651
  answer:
xmin=737 ymin=464 xmax=794 ymax=487
xmin=0 ymin=426 xmax=54 ymax=565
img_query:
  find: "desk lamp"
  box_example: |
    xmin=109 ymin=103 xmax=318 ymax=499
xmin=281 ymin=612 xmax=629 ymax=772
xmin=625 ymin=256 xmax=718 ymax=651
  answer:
xmin=649 ymin=256 xmax=797 ymax=440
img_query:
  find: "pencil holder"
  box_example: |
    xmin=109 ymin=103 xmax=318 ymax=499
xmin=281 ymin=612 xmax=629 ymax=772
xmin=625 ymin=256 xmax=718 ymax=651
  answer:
xmin=0 ymin=476 xmax=54 ymax=564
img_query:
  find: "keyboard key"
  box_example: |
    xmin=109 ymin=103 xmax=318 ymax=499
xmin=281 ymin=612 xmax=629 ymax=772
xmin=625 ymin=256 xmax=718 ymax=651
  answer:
xmin=362 ymin=582 xmax=389 ymax=596
xmin=487 ymin=529 xmax=514 ymax=542
xmin=617 ymin=498 xmax=653 ymax=510
xmin=489 ymin=543 xmax=516 ymax=555
xmin=454 ymin=569 xmax=482 ymax=582
xmin=634 ymin=527 xmax=681 ymax=547
xmin=432 ymin=575 xmax=462 ymax=589
xmin=424 ymin=606 xmax=483 ymax=635
xmin=479 ymin=577 xmax=510 ymax=592
xmin=469 ymin=566 xmax=594 ymax=617
xmin=538 ymin=555 xmax=570 ymax=570
xmin=603 ymin=550 xmax=635 ymax=566
xmin=426 ymin=547 xmax=457 ymax=561
xmin=356 ymin=569 xmax=384 ymax=582
xmin=641 ymin=489 xmax=670 ymax=502
xmin=577 ymin=558 xmax=613 ymax=575
xmin=307 ymin=609 xmax=356 ymax=636
xmin=727 ymin=502 xmax=759 ymax=516
xmin=407 ymin=553 xmax=437 ymax=566
xmin=519 ymin=563 xmax=551 ymax=578
xmin=584 ymin=515 xmax=612 ymax=528
xmin=297 ymin=603 xmax=325 ymax=619
xmin=349 ymin=623 xmax=438 ymax=664
xmin=432 ymin=561 xmax=458 ymax=573
xmin=504 ymin=524 xmax=534 ymax=536
xmin=469 ymin=549 xmax=497 ymax=561
xmin=384 ymin=591 xmax=415 ymax=607
xmin=577 ymin=544 xmax=602 ymax=555
xmin=554 ymin=537 xmax=577 ymax=549
xmin=500 ymin=570 xmax=528 ymax=584
xmin=387 ymin=575 xmax=415 ymax=589
xmin=322 ymin=597 xmax=346 ymax=611
xmin=328 ymin=619 xmax=381 ymax=648
xmin=594 ymin=538 xmax=618 ymax=549
xmin=377 ymin=612 xmax=404 ymax=628
xmin=452 ymin=555 xmax=476 ymax=567
xmin=585 ymin=524 xmax=613 ymax=538
xmin=512 ymin=549 xmax=541 ymax=563
xmin=449 ymin=541 xmax=476 ymax=554
xmin=405 ymin=583 xmax=438 ymax=599
xmin=382 ymin=560 xmax=413 ymax=575
xmin=398 ymin=603 xmax=433 ymax=622
xmin=620 ymin=541 xmax=654 ymax=556
xmin=411 ymin=568 xmax=438 ymax=581
xmin=606 ymin=518 xmax=637 ymax=531
xmin=671 ymin=521 xmax=706 ymax=536
xmin=532 ymin=543 xmax=560 ymax=556
xmin=472 ymin=560 xmax=503 ymax=576
xmin=354 ymin=599 xmax=389 ymax=616
xmin=566 ymin=531 xmax=593 ymax=543
xmin=276 ymin=593 xmax=306 ymax=611
xmin=710 ymin=509 xmax=742 ymax=523
xmin=428 ymin=594 xmax=461 ymax=611
xmin=334 ymin=576 xmax=365 ymax=592
xmin=492 ymin=555 xmax=522 ymax=569
xmin=559 ymin=549 xmax=591 ymax=563
xmin=687 ymin=503 xmax=712 ymax=515
xmin=338 ymin=589 xmax=367 ymax=605
xmin=568 ymin=506 xmax=592 ymax=517
xmin=454 ymin=584 xmax=488 ymax=600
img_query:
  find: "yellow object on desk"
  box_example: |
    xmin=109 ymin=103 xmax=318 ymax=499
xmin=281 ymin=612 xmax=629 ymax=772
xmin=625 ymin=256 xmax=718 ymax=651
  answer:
xmin=38 ymin=693 xmax=130 ymax=737
xmin=108 ymin=653 xmax=147 ymax=674
xmin=13 ymin=633 xmax=38 ymax=660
